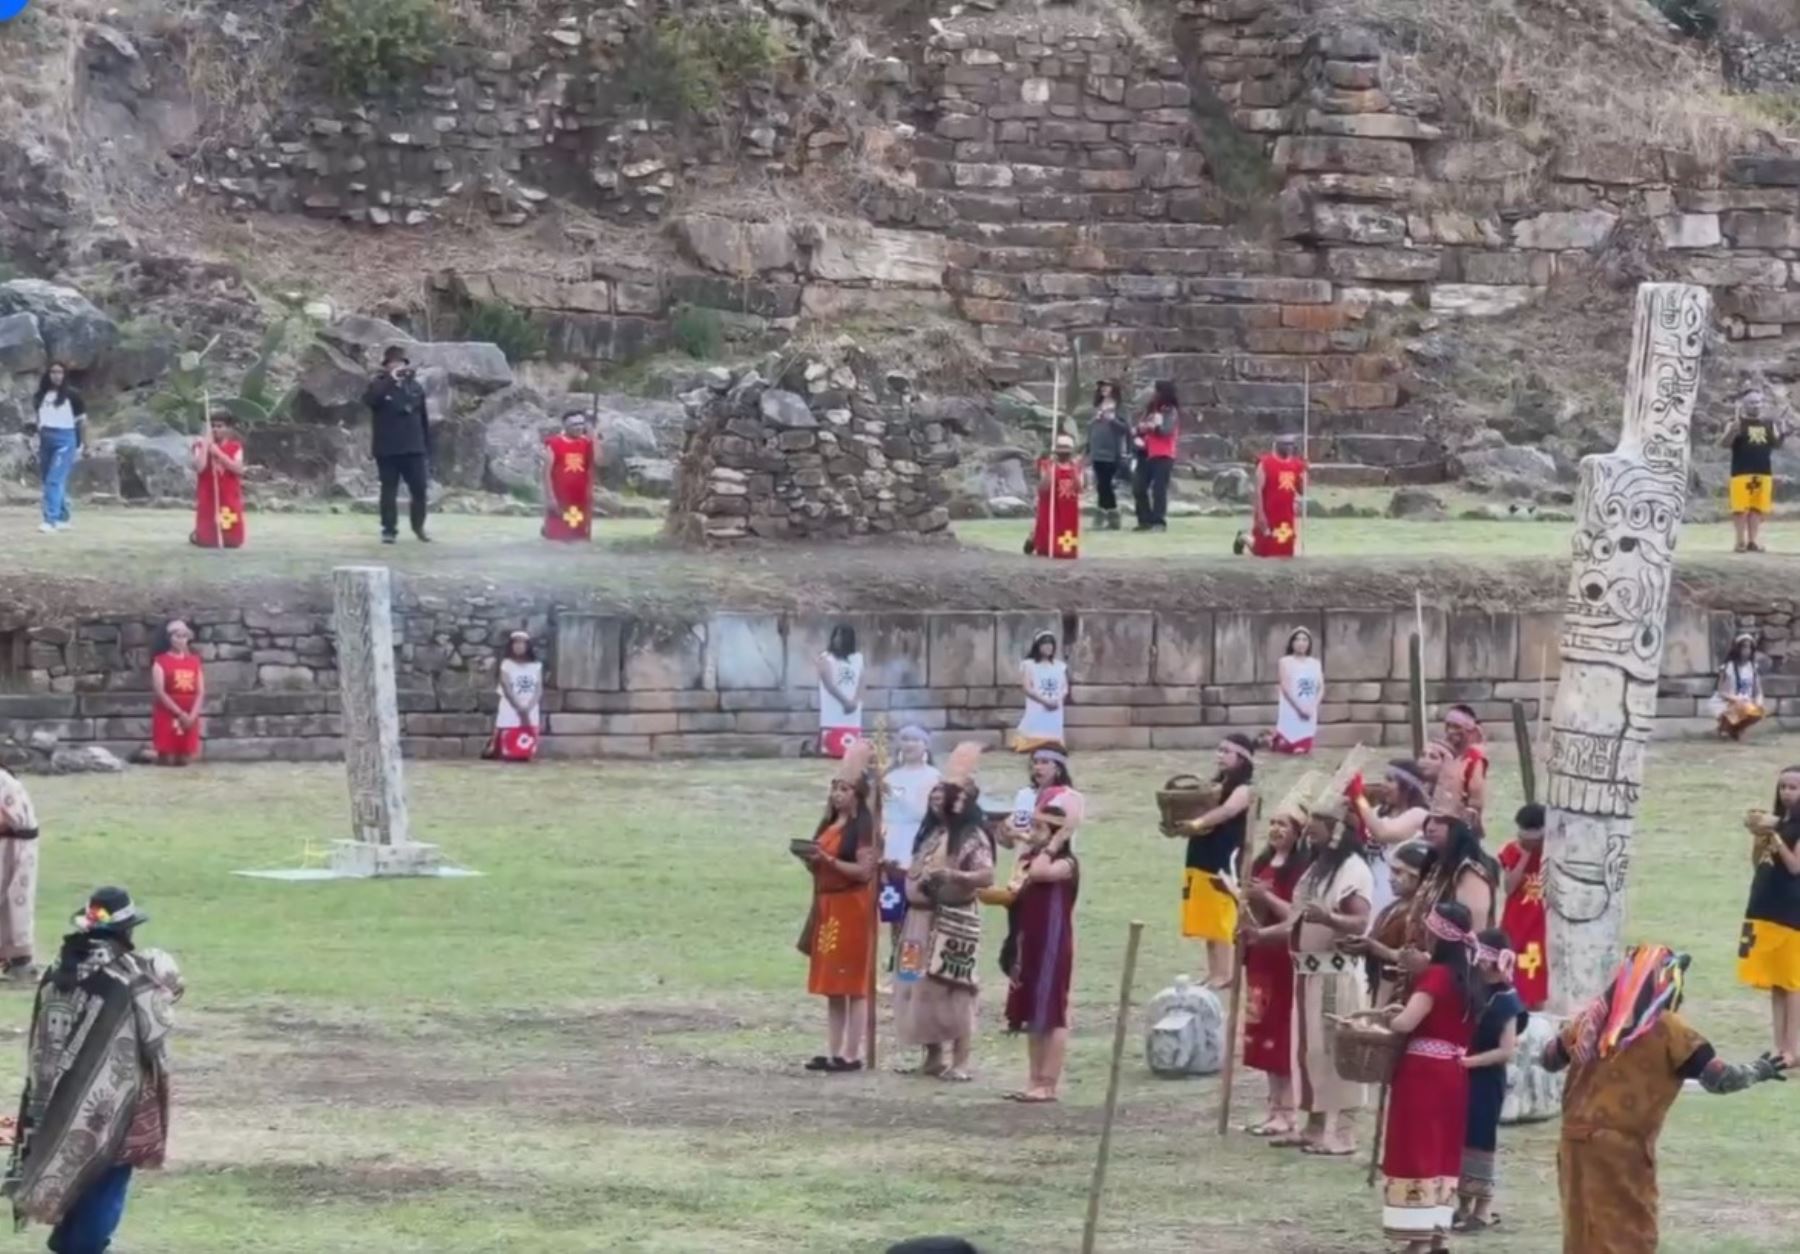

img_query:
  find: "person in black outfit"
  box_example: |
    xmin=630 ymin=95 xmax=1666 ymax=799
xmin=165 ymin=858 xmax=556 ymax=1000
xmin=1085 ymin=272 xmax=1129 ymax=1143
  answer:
xmin=1718 ymin=386 xmax=1787 ymax=554
xmin=363 ymin=345 xmax=433 ymax=543
xmin=1083 ymin=380 xmax=1131 ymax=531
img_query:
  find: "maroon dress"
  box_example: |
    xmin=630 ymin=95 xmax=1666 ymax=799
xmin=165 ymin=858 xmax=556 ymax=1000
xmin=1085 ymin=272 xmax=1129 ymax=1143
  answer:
xmin=1381 ymin=963 xmax=1476 ymax=1238
xmin=1005 ymin=854 xmax=1079 ymax=1033
xmin=1243 ymin=859 xmax=1298 ymax=1076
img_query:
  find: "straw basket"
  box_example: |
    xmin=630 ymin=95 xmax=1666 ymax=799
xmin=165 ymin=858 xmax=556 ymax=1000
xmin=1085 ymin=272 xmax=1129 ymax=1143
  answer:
xmin=1327 ymin=1012 xmax=1404 ymax=1085
xmin=1156 ymin=775 xmax=1220 ymax=833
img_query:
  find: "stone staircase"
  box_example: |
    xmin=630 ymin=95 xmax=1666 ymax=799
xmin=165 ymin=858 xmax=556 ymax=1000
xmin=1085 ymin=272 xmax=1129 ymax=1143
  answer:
xmin=868 ymin=3 xmax=1442 ymax=481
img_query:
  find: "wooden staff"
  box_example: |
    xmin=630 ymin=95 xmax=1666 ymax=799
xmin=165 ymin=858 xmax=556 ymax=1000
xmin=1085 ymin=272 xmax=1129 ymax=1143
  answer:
xmin=865 ymin=717 xmax=889 ymax=1070
xmin=1298 ymin=363 xmax=1310 ymax=556
xmin=1082 ymin=919 xmax=1144 ymax=1254
xmin=1217 ymin=809 xmax=1257 ymax=1136
xmin=1366 ymin=1079 xmax=1389 ymax=1188
xmin=1512 ymin=699 xmax=1537 ymax=806
xmin=203 ymin=390 xmax=222 ymax=552
xmin=1407 ymin=632 xmax=1426 ymax=760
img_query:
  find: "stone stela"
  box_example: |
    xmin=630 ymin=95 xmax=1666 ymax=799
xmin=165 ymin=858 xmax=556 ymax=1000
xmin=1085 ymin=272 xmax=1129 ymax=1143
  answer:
xmin=1544 ymin=282 xmax=1711 ymax=1012
xmin=330 ymin=565 xmax=443 ymax=877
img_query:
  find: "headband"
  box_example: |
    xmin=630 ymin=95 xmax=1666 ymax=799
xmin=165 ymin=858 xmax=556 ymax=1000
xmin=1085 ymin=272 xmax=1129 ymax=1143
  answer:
xmin=1445 ymin=709 xmax=1480 ymax=731
xmin=1386 ymin=766 xmax=1426 ymax=797
xmin=1219 ymin=738 xmax=1254 ymax=765
xmin=898 ymin=724 xmax=931 ymax=744
xmin=1031 ymin=630 xmax=1057 ymax=647
xmin=509 ymin=630 xmax=531 ymax=641
xmin=1426 ymin=909 xmax=1473 ymax=948
xmin=1476 ymin=942 xmax=1517 ymax=981
xmin=1032 ymin=748 xmax=1069 ymax=768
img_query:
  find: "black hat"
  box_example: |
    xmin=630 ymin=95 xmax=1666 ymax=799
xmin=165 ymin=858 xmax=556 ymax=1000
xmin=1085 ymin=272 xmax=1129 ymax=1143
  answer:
xmin=72 ymin=885 xmax=148 ymax=932
xmin=382 ymin=345 xmax=411 ymax=366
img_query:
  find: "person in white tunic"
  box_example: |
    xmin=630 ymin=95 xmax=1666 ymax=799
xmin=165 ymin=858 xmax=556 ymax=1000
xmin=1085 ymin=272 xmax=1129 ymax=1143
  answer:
xmin=1014 ymin=630 xmax=1069 ymax=753
xmin=1269 ymin=627 xmax=1323 ymax=755
xmin=880 ymin=726 xmax=942 ymax=953
xmin=815 ymin=624 xmax=865 ymax=759
xmin=487 ymin=631 xmax=544 ymax=761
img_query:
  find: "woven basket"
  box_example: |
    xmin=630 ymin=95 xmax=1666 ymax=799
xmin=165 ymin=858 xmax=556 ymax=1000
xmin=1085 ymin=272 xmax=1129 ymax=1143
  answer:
xmin=1327 ymin=1013 xmax=1404 ymax=1085
xmin=1156 ymin=774 xmax=1220 ymax=833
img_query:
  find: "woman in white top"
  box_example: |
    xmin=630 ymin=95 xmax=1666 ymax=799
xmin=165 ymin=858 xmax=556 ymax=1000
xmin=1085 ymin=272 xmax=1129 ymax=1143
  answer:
xmin=1351 ymin=758 xmax=1433 ymax=914
xmin=879 ymin=725 xmax=941 ymax=940
xmin=815 ymin=624 xmax=865 ymax=759
xmin=487 ymin=631 xmax=544 ymax=762
xmin=1711 ymin=633 xmax=1766 ymax=741
xmin=1014 ymin=630 xmax=1069 ymax=753
xmin=1269 ymin=627 xmax=1323 ymax=755
xmin=27 ymin=363 xmax=87 ymax=534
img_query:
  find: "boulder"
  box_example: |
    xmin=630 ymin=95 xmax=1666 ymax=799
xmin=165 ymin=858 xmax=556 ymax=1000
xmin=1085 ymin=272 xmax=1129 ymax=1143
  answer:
xmin=0 ymin=312 xmax=46 ymax=376
xmin=467 ymin=387 xmax=556 ymax=497
xmin=66 ymin=449 xmax=120 ymax=498
xmin=1461 ymin=444 xmax=1562 ymax=491
xmin=544 ymin=392 xmax=687 ymax=456
xmin=293 ymin=341 xmax=371 ymax=426
xmin=760 ymin=389 xmax=816 ymax=430
xmin=979 ymin=449 xmax=1031 ymax=500
xmin=986 ymin=494 xmax=1031 ymax=518
xmin=0 ymin=281 xmax=118 ymax=371
xmin=1212 ymin=466 xmax=1252 ymax=501
xmin=317 ymin=315 xmax=414 ymax=366
xmin=1500 ymin=1012 xmax=1565 ymax=1125
xmin=405 ymin=342 xmax=513 ymax=394
xmin=49 ymin=745 xmax=127 ymax=774
xmin=100 ymin=332 xmax=178 ymax=391
xmin=674 ymin=215 xmax=799 ymax=275
xmin=0 ymin=433 xmax=33 ymax=485
xmin=113 ymin=432 xmax=194 ymax=500
xmin=623 ymin=455 xmax=676 ymax=498
xmin=1143 ymin=975 xmax=1226 ymax=1077
xmin=243 ymin=423 xmax=348 ymax=485
xmin=1511 ymin=209 xmax=1619 ymax=251
xmin=1387 ymin=486 xmax=1447 ymax=519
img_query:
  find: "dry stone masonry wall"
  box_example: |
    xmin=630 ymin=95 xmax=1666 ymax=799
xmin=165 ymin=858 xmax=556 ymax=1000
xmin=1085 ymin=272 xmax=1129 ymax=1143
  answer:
xmin=1 ymin=595 xmax=1792 ymax=769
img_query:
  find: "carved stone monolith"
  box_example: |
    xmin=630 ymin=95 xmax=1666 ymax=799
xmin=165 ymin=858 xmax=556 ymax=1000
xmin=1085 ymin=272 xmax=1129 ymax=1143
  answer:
xmin=1544 ymin=283 xmax=1711 ymax=1012
xmin=330 ymin=565 xmax=442 ymax=877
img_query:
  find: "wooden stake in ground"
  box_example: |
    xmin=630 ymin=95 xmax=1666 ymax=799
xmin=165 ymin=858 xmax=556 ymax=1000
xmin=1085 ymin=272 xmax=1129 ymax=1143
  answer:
xmin=1082 ymin=920 xmax=1144 ymax=1254
xmin=1217 ymin=807 xmax=1257 ymax=1136
xmin=865 ymin=719 xmax=889 ymax=1071
xmin=1299 ymin=363 xmax=1310 ymax=556
xmin=1512 ymin=699 xmax=1537 ymax=806
xmin=1545 ymin=283 xmax=1710 ymax=1012
xmin=1408 ymin=632 xmax=1426 ymax=761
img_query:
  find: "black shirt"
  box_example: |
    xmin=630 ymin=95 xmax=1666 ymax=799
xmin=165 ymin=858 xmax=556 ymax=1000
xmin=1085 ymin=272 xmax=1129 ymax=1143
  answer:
xmin=1746 ymin=822 xmax=1800 ymax=932
xmin=364 ymin=373 xmax=431 ymax=459
xmin=1187 ymin=788 xmax=1248 ymax=875
xmin=1730 ymin=419 xmax=1779 ymax=478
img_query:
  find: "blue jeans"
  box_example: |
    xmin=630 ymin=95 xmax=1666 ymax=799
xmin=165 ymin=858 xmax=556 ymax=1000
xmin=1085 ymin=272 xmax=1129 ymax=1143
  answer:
xmin=48 ymin=1164 xmax=132 ymax=1254
xmin=37 ymin=427 xmax=77 ymax=526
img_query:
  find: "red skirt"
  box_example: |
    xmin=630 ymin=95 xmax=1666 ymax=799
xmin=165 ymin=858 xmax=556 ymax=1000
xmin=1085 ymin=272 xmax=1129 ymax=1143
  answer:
xmin=819 ymin=727 xmax=861 ymax=758
xmin=1383 ymin=1049 xmax=1469 ymax=1179
xmin=495 ymin=727 xmax=539 ymax=762
xmin=1267 ymin=732 xmax=1313 ymax=756
xmin=1242 ymin=941 xmax=1294 ymax=1075
xmin=151 ymin=706 xmax=201 ymax=758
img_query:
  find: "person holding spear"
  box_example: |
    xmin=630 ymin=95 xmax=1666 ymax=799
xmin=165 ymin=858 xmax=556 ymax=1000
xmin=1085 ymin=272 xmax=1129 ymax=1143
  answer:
xmin=188 ymin=402 xmax=247 ymax=550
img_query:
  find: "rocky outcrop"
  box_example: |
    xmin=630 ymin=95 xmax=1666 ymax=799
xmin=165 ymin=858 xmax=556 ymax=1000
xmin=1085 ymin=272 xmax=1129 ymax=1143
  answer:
xmin=0 ymin=280 xmax=119 ymax=371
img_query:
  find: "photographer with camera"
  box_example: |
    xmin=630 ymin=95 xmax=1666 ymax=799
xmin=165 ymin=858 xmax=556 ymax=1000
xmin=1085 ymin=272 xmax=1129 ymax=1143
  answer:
xmin=363 ymin=345 xmax=433 ymax=544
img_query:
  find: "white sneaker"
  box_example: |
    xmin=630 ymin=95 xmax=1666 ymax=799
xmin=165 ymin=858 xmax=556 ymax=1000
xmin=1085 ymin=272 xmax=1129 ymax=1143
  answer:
xmin=38 ymin=522 xmax=55 ymax=534
xmin=54 ymin=521 xmax=71 ymax=531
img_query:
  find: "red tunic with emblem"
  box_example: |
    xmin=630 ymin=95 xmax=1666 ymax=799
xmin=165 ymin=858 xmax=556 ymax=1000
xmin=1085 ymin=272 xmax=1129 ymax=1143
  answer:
xmin=151 ymin=651 xmax=204 ymax=758
xmin=1499 ymin=839 xmax=1549 ymax=1009
xmin=542 ymin=432 xmax=598 ymax=541
xmin=192 ymin=437 xmax=247 ymax=549
xmin=1251 ymin=453 xmax=1306 ymax=558
xmin=1030 ymin=456 xmax=1082 ymax=560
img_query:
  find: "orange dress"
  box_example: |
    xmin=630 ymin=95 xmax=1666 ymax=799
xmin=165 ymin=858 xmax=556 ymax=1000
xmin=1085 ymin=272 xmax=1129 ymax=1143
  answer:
xmin=806 ymin=822 xmax=876 ymax=997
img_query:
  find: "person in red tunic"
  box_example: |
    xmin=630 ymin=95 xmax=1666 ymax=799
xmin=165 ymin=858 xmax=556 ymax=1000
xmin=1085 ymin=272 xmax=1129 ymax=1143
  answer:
xmin=1251 ymin=433 xmax=1307 ymax=558
xmin=189 ymin=412 xmax=247 ymax=550
xmin=1024 ymin=434 xmax=1081 ymax=560
xmin=150 ymin=621 xmax=205 ymax=767
xmin=1239 ymin=803 xmax=1310 ymax=1135
xmin=1380 ymin=901 xmax=1480 ymax=1251
xmin=1498 ymin=803 xmax=1549 ymax=1010
xmin=541 ymin=411 xmax=599 ymax=542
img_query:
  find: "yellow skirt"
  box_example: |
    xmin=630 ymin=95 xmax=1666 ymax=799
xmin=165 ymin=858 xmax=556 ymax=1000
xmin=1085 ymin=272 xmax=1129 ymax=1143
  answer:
xmin=1181 ymin=868 xmax=1238 ymax=942
xmin=1730 ymin=474 xmax=1774 ymax=515
xmin=1739 ymin=918 xmax=1800 ymax=991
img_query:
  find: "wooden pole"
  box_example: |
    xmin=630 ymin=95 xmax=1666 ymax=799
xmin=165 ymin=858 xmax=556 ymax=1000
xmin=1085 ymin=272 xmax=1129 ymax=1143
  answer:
xmin=1366 ymin=1081 xmax=1389 ymax=1188
xmin=1299 ymin=363 xmax=1310 ymax=557
xmin=1512 ymin=699 xmax=1537 ymax=806
xmin=1408 ymin=633 xmax=1426 ymax=761
xmin=1082 ymin=920 xmax=1144 ymax=1254
xmin=1216 ymin=810 xmax=1255 ymax=1136
xmin=203 ymin=390 xmax=222 ymax=552
xmin=864 ymin=720 xmax=892 ymax=1071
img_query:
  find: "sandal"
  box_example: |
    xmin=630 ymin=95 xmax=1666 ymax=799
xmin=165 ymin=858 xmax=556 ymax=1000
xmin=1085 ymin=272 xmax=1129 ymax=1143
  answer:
xmin=1013 ymin=1091 xmax=1058 ymax=1103
xmin=1267 ymin=1133 xmax=1314 ymax=1148
xmin=939 ymin=1069 xmax=974 ymax=1083
xmin=1302 ymin=1142 xmax=1357 ymax=1157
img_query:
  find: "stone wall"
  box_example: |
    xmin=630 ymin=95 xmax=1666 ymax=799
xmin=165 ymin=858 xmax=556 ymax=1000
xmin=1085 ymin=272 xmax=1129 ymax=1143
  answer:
xmin=665 ymin=362 xmax=959 ymax=541
xmin=2 ymin=594 xmax=1790 ymax=769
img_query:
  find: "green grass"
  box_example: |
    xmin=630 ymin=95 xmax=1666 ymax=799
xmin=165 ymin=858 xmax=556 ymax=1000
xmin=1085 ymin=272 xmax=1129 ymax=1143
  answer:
xmin=11 ymin=739 xmax=1800 ymax=1252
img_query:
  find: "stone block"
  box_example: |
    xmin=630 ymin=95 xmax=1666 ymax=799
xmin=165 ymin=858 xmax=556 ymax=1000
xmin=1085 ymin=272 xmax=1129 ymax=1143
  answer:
xmin=1149 ymin=727 xmax=1220 ymax=750
xmin=1323 ymin=610 xmax=1394 ymax=680
xmin=555 ymin=614 xmax=623 ymax=692
xmin=1389 ymin=607 xmax=1448 ymax=681
xmin=994 ymin=613 xmax=1062 ymax=682
xmin=1212 ymin=612 xmax=1324 ymax=685
xmin=861 ymin=614 xmax=931 ymax=689
xmin=1722 ymin=289 xmax=1800 ymax=324
xmin=1511 ymin=209 xmax=1618 ymax=250
xmin=1514 ymin=613 xmax=1562 ymax=681
xmin=1660 ymin=602 xmax=1720 ymax=679
xmin=0 ymin=695 xmax=78 ymax=719
xmin=1501 ymin=1014 xmax=1565 ymax=1124
xmin=1324 ymin=247 xmax=1441 ymax=282
xmin=1064 ymin=705 xmax=1135 ymax=727
xmin=1130 ymin=706 xmax=1204 ymax=727
xmin=1154 ymin=614 xmax=1214 ymax=685
xmin=1654 ymin=213 xmax=1721 ymax=250
xmin=1272 ymin=135 xmax=1415 ymax=177
xmin=1429 ymin=285 xmax=1538 ymax=318
xmin=1721 ymin=211 xmax=1800 ymax=249
xmin=711 ymin=613 xmax=785 ymax=690
xmin=622 ymin=620 xmax=709 ymax=690
xmin=929 ymin=613 xmax=998 ymax=688
xmin=1310 ymin=202 xmax=1407 ymax=245
xmin=539 ymin=734 xmax=655 ymax=759
xmin=1315 ymin=722 xmax=1385 ymax=748
xmin=1072 ymin=612 xmax=1155 ymax=685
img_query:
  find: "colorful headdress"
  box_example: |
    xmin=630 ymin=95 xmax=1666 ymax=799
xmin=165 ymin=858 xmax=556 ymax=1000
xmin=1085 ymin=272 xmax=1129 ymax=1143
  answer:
xmin=1426 ymin=905 xmax=1473 ymax=949
xmin=944 ymin=740 xmax=985 ymax=788
xmin=72 ymin=885 xmax=147 ymax=933
xmin=1313 ymin=745 xmax=1374 ymax=821
xmin=1475 ymin=939 xmax=1518 ymax=981
xmin=834 ymin=739 xmax=875 ymax=787
xmin=1571 ymin=944 xmax=1689 ymax=1065
xmin=1270 ymin=770 xmax=1325 ymax=831
xmin=1445 ymin=706 xmax=1483 ymax=735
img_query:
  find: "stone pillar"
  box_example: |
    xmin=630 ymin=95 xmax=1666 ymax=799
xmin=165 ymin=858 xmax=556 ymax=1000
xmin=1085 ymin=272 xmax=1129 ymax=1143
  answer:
xmin=1544 ymin=283 xmax=1710 ymax=1012
xmin=330 ymin=565 xmax=440 ymax=877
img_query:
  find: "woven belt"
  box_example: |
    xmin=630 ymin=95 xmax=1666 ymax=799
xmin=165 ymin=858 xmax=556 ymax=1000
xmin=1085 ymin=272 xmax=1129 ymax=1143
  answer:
xmin=1405 ymin=1037 xmax=1467 ymax=1061
xmin=1291 ymin=951 xmax=1353 ymax=975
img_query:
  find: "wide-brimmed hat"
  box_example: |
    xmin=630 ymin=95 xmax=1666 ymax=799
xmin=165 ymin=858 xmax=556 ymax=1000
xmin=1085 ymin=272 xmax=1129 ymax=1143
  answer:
xmin=72 ymin=885 xmax=147 ymax=932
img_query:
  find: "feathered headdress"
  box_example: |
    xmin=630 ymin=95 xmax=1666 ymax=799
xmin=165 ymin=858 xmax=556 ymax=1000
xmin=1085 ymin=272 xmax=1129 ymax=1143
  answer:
xmin=1270 ymin=770 xmax=1324 ymax=831
xmin=944 ymin=740 xmax=986 ymax=788
xmin=834 ymin=739 xmax=875 ymax=786
xmin=1312 ymin=745 xmax=1374 ymax=821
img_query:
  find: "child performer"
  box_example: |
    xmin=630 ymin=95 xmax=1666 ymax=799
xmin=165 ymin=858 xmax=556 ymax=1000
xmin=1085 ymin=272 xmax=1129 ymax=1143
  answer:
xmin=190 ymin=409 xmax=247 ymax=549
xmin=1172 ymin=734 xmax=1256 ymax=989
xmin=1498 ymin=804 xmax=1549 ymax=1010
xmin=542 ymin=411 xmax=599 ymax=541
xmin=1455 ymin=929 xmax=1529 ymax=1232
xmin=1237 ymin=789 xmax=1310 ymax=1135
xmin=1739 ymin=765 xmax=1800 ymax=1064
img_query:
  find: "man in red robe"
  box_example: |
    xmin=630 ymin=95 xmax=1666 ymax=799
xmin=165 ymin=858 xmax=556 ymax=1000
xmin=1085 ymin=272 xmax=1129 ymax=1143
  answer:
xmin=1251 ymin=434 xmax=1306 ymax=558
xmin=1026 ymin=433 xmax=1081 ymax=560
xmin=542 ymin=411 xmax=599 ymax=542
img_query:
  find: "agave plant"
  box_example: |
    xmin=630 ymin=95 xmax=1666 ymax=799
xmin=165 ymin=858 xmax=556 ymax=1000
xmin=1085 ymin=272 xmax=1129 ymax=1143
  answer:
xmin=154 ymin=322 xmax=299 ymax=433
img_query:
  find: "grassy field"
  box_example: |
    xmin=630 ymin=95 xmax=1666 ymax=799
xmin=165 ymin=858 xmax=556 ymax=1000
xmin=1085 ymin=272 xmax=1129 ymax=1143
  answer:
xmin=8 ymin=739 xmax=1800 ymax=1253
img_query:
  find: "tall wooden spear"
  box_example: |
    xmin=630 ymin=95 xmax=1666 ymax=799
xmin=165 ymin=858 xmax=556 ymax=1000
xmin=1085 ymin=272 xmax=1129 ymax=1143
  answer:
xmin=1082 ymin=920 xmax=1144 ymax=1254
xmin=865 ymin=715 xmax=889 ymax=1070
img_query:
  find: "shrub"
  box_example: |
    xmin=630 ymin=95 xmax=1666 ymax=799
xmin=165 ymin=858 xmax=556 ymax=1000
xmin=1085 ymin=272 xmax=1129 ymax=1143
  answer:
xmin=315 ymin=0 xmax=446 ymax=96
xmin=459 ymin=299 xmax=546 ymax=364
xmin=625 ymin=13 xmax=788 ymax=118
xmin=671 ymin=304 xmax=723 ymax=359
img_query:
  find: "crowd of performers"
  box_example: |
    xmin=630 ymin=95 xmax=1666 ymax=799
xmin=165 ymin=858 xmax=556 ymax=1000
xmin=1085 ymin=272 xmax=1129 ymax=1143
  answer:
xmin=787 ymin=702 xmax=1799 ymax=1252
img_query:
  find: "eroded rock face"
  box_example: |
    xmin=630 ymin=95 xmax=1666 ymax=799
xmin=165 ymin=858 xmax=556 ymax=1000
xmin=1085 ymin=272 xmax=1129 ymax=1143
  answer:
xmin=0 ymin=312 xmax=47 ymax=376
xmin=111 ymin=432 xmax=194 ymax=500
xmin=0 ymin=280 xmax=118 ymax=370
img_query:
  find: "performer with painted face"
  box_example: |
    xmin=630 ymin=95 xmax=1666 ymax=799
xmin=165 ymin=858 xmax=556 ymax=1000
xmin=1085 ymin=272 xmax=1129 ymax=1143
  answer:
xmin=1013 ymin=631 xmax=1068 ymax=753
xmin=1543 ymin=945 xmax=1788 ymax=1254
xmin=793 ymin=744 xmax=878 ymax=1073
xmin=1171 ymin=734 xmax=1256 ymax=989
xmin=1738 ymin=764 xmax=1800 ymax=1066
xmin=542 ymin=411 xmax=599 ymax=542
xmin=893 ymin=743 xmax=994 ymax=1083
